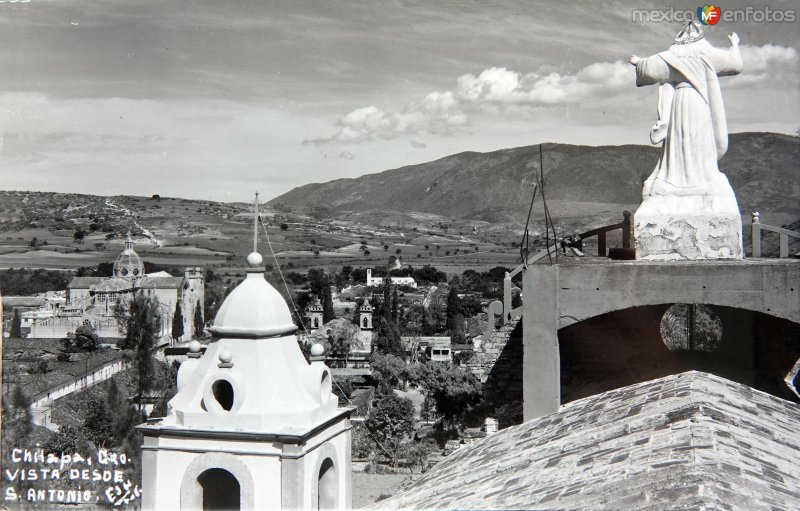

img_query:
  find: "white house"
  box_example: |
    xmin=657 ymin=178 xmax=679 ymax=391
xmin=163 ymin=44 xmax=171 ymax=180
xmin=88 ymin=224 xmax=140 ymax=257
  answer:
xmin=365 ymin=269 xmax=417 ymax=288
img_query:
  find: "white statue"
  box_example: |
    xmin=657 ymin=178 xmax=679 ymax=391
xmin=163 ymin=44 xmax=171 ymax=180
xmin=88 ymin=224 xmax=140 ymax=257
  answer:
xmin=629 ymin=21 xmax=744 ymax=259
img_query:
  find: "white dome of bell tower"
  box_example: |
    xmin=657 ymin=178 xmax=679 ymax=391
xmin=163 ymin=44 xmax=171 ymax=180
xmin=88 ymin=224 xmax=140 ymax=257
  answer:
xmin=138 ymin=193 xmax=353 ymax=511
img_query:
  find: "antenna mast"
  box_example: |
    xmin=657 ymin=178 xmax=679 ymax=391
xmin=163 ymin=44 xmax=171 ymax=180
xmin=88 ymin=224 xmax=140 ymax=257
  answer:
xmin=253 ymin=191 xmax=259 ymax=254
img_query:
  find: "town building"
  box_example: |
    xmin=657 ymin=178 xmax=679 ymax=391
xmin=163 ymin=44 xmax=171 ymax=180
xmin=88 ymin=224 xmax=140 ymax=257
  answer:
xmin=138 ymin=250 xmax=353 ymax=510
xmin=404 ymin=336 xmax=452 ymax=363
xmin=2 ymin=338 xmax=130 ymax=429
xmin=19 ymin=234 xmax=203 ymax=342
xmin=365 ymin=268 xmax=416 ymax=288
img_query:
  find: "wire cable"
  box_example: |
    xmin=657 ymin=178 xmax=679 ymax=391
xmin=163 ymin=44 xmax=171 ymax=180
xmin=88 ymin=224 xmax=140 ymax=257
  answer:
xmin=519 ymin=182 xmax=538 ymax=266
xmin=258 ymin=214 xmax=397 ymax=462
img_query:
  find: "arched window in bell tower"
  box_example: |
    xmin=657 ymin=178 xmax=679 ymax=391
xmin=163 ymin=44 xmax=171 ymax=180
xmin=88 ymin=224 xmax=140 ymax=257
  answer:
xmin=318 ymin=458 xmax=337 ymax=509
xmin=197 ymin=468 xmax=240 ymax=510
xmin=362 ymin=317 xmax=368 ymax=329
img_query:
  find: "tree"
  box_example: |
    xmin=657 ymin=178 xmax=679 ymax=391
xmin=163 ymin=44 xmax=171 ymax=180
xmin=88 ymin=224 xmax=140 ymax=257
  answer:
xmin=171 ymin=302 xmax=184 ymax=342
xmin=405 ymin=438 xmax=438 ymax=473
xmin=73 ymin=229 xmax=86 ymax=243
xmin=11 ymin=308 xmax=22 ymax=338
xmin=369 ymin=352 xmax=407 ymax=392
xmin=84 ymin=395 xmax=113 ymax=447
xmin=373 ymin=318 xmax=404 ymax=358
xmin=120 ymin=293 xmax=162 ymax=409
xmin=382 ymin=277 xmax=392 ymax=322
xmin=6 ymin=384 xmax=32 ymax=442
xmin=413 ymin=265 xmax=447 ymax=285
xmin=409 ymin=362 xmax=481 ymax=426
xmin=74 ymin=323 xmax=100 ymax=350
xmin=280 ymin=223 xmax=288 ymax=231
xmin=194 ymin=302 xmax=204 ymax=339
xmin=341 ymin=265 xmax=353 ymax=283
xmin=365 ymin=394 xmax=415 ymax=466
xmin=352 ymin=297 xmax=365 ymax=325
xmin=322 ymin=283 xmax=335 ymax=324
xmin=307 ymin=269 xmax=328 ymax=296
xmin=391 ymin=286 xmax=399 ymax=324
xmin=446 ymin=286 xmax=461 ymax=333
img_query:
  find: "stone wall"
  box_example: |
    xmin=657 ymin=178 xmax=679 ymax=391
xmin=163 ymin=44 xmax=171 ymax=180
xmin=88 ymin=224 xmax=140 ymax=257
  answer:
xmin=467 ymin=319 xmax=523 ymax=422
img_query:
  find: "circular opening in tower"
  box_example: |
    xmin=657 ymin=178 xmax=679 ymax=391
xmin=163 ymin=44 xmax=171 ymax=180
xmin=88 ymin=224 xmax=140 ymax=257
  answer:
xmin=211 ymin=379 xmax=235 ymax=411
xmin=660 ymin=303 xmax=722 ymax=352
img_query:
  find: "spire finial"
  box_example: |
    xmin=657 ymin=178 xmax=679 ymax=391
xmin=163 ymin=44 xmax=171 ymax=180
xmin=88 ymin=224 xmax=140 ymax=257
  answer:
xmin=247 ymin=192 xmax=264 ymax=268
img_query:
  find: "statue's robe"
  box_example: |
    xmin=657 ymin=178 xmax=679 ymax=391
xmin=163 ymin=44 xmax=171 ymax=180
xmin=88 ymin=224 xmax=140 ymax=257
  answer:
xmin=635 ymin=45 xmax=742 ymax=197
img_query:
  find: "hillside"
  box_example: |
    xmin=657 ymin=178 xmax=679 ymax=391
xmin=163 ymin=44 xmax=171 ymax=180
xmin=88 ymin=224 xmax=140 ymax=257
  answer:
xmin=269 ymin=132 xmax=800 ymax=226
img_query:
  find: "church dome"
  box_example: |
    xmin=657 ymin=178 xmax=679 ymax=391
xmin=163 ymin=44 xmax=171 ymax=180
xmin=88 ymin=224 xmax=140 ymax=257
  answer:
xmin=113 ymin=233 xmax=144 ymax=278
xmin=209 ymin=252 xmax=297 ymax=338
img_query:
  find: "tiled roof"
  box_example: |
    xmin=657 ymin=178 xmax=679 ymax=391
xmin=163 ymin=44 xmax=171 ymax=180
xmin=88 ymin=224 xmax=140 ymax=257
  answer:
xmin=68 ymin=276 xmax=184 ymax=290
xmin=3 ymin=338 xmax=63 ymax=353
xmin=8 ymin=349 xmax=127 ymax=399
xmin=374 ymin=371 xmax=800 ymax=510
xmin=68 ymin=277 xmax=111 ymax=288
xmin=139 ymin=276 xmax=185 ymax=289
xmin=2 ymin=296 xmax=46 ymax=308
xmin=18 ymin=371 xmax=75 ymax=397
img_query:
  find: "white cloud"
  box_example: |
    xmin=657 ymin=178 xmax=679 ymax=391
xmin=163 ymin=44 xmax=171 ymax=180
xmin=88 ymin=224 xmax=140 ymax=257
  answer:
xmin=308 ymin=59 xmax=632 ymax=144
xmin=338 ymin=150 xmax=355 ymax=160
xmin=726 ymin=44 xmax=799 ymax=88
xmin=303 ymin=94 xmax=467 ymax=145
xmin=454 ymin=62 xmax=630 ymax=105
xmin=308 ymin=42 xmax=798 ymax=145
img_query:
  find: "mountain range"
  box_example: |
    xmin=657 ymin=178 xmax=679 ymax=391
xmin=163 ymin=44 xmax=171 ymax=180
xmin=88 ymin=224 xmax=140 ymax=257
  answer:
xmin=269 ymin=132 xmax=799 ymax=230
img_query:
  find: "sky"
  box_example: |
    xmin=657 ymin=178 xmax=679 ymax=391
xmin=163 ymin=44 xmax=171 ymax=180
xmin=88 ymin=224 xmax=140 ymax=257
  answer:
xmin=0 ymin=0 xmax=797 ymax=203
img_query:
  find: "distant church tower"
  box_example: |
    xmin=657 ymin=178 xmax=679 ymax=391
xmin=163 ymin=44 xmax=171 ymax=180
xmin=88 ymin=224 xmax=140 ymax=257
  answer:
xmin=307 ymin=299 xmax=324 ymax=330
xmin=356 ymin=302 xmax=373 ymax=352
xmin=359 ymin=302 xmax=373 ymax=331
xmin=138 ymin=197 xmax=352 ymax=510
xmin=114 ymin=233 xmax=144 ymax=281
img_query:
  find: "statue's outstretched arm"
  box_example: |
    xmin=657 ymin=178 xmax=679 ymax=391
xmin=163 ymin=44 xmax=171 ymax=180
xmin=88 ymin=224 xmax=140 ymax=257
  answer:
xmin=632 ymin=53 xmax=670 ymax=87
xmin=709 ymin=33 xmax=742 ymax=76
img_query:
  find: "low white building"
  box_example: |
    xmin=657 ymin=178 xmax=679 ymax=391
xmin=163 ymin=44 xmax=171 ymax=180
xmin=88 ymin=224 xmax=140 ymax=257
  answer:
xmin=365 ymin=269 xmax=417 ymax=288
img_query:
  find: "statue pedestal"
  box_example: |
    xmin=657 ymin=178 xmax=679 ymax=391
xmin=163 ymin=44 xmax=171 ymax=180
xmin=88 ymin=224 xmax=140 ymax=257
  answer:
xmin=634 ymin=176 xmax=744 ymax=260
xmin=634 ymin=211 xmax=743 ymax=260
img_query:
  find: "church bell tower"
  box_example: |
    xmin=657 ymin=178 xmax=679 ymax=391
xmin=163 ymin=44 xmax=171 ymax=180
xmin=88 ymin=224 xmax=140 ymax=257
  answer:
xmin=138 ymin=194 xmax=352 ymax=510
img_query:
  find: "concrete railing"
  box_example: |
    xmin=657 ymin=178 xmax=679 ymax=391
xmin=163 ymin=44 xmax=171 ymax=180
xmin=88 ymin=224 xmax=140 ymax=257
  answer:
xmin=751 ymin=212 xmax=800 ymax=258
xmin=576 ymin=210 xmax=632 ymax=257
xmin=490 ymin=211 xmax=634 ymax=334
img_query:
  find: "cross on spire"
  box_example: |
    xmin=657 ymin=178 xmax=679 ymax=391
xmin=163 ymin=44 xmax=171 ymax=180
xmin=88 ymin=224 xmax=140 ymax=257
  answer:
xmin=253 ymin=191 xmax=259 ymax=254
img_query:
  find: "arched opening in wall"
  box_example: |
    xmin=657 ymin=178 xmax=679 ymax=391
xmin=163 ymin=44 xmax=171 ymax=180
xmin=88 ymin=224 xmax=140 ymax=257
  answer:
xmin=197 ymin=468 xmax=240 ymax=510
xmin=314 ymin=317 xmax=319 ymax=328
xmin=318 ymin=457 xmax=338 ymax=509
xmin=363 ymin=317 xmax=368 ymax=328
xmin=558 ymin=304 xmax=800 ymax=405
xmin=211 ymin=380 xmax=234 ymax=411
xmin=660 ymin=304 xmax=722 ymax=352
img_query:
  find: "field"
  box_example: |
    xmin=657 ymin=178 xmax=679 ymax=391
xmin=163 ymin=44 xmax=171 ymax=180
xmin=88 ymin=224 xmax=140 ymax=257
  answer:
xmin=0 ymin=191 xmax=530 ymax=278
